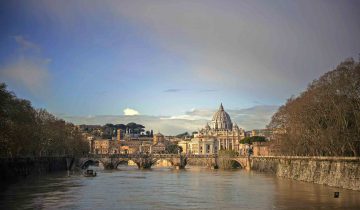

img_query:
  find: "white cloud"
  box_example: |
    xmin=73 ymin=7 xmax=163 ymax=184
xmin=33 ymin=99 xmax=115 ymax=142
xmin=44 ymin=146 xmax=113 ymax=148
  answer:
xmin=123 ymin=108 xmax=140 ymax=116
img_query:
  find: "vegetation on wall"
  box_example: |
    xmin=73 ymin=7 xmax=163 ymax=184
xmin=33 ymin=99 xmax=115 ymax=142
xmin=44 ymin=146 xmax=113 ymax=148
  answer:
xmin=218 ymin=149 xmax=240 ymax=169
xmin=240 ymin=136 xmax=267 ymax=144
xmin=165 ymin=144 xmax=183 ymax=154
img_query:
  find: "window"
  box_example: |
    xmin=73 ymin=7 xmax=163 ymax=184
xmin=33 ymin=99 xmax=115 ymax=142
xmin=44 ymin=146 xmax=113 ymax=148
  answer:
xmin=206 ymin=145 xmax=210 ymax=153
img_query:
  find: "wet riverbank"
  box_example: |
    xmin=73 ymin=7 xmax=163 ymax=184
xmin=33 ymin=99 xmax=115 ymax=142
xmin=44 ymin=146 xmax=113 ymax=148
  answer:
xmin=0 ymin=157 xmax=70 ymax=191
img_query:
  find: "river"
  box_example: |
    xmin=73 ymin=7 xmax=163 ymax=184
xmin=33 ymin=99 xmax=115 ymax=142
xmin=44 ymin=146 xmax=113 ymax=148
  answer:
xmin=1 ymin=165 xmax=360 ymax=210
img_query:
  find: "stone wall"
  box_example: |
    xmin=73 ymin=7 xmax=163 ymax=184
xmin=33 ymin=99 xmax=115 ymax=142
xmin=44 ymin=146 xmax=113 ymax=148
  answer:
xmin=251 ymin=156 xmax=360 ymax=191
xmin=0 ymin=157 xmax=71 ymax=191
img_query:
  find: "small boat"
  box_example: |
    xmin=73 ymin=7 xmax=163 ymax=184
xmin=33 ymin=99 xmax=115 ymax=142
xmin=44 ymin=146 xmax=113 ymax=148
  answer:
xmin=83 ymin=169 xmax=97 ymax=177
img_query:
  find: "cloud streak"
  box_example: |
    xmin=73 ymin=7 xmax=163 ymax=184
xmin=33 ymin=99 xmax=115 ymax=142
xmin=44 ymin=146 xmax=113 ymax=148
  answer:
xmin=0 ymin=36 xmax=51 ymax=97
xmin=14 ymin=35 xmax=41 ymax=52
xmin=163 ymin=88 xmax=218 ymax=93
xmin=0 ymin=58 xmax=51 ymax=97
xmin=59 ymin=105 xmax=278 ymax=135
xmin=164 ymin=88 xmax=183 ymax=93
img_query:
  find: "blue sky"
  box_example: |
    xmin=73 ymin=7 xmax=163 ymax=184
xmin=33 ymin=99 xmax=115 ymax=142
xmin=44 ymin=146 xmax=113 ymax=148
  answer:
xmin=1 ymin=0 xmax=360 ymax=134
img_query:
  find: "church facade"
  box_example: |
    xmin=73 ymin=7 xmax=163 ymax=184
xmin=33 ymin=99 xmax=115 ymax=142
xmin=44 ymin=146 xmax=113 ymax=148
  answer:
xmin=188 ymin=104 xmax=245 ymax=154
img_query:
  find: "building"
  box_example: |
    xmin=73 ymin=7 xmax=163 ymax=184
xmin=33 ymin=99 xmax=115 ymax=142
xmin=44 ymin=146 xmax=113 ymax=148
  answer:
xmin=150 ymin=132 xmax=167 ymax=154
xmin=251 ymin=129 xmax=273 ymax=140
xmin=178 ymin=140 xmax=190 ymax=154
xmin=150 ymin=142 xmax=166 ymax=154
xmin=91 ymin=139 xmax=120 ymax=154
xmin=153 ymin=132 xmax=165 ymax=144
xmin=120 ymin=141 xmax=141 ymax=154
xmin=252 ymin=142 xmax=270 ymax=156
xmin=187 ymin=103 xmax=245 ymax=154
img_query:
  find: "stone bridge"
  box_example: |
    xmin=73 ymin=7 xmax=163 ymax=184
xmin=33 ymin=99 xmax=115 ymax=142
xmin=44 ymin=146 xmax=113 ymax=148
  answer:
xmin=79 ymin=154 xmax=251 ymax=170
xmin=185 ymin=155 xmax=250 ymax=169
xmin=79 ymin=154 xmax=188 ymax=169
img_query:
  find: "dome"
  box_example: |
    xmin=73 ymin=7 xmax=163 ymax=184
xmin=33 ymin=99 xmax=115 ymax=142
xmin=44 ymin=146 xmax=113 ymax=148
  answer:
xmin=211 ymin=103 xmax=232 ymax=130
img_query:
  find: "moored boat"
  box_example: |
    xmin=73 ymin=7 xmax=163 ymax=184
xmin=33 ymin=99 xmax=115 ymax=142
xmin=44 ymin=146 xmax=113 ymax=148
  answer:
xmin=83 ymin=169 xmax=97 ymax=177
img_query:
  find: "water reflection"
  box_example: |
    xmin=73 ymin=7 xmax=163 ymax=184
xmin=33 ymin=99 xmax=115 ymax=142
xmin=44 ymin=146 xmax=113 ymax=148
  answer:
xmin=272 ymin=176 xmax=360 ymax=209
xmin=0 ymin=166 xmax=359 ymax=210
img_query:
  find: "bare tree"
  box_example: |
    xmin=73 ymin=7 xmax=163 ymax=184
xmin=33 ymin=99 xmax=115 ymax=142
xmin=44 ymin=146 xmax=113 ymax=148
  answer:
xmin=268 ymin=58 xmax=360 ymax=156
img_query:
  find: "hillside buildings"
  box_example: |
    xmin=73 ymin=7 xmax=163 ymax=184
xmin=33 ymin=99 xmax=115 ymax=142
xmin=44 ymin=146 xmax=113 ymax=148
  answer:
xmin=89 ymin=130 xmax=169 ymax=155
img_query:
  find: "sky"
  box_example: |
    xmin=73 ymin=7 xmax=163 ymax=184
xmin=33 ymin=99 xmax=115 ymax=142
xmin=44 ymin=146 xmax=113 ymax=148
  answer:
xmin=0 ymin=0 xmax=359 ymax=134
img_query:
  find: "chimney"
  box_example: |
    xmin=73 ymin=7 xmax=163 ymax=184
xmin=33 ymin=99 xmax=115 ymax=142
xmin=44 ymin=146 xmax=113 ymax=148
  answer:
xmin=117 ymin=129 xmax=121 ymax=141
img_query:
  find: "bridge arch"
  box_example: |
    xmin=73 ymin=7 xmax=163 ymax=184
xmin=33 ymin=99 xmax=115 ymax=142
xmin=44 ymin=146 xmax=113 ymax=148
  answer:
xmin=80 ymin=159 xmax=99 ymax=169
xmin=229 ymin=158 xmax=248 ymax=169
xmin=152 ymin=158 xmax=174 ymax=167
xmin=113 ymin=159 xmax=136 ymax=169
xmin=229 ymin=160 xmax=242 ymax=168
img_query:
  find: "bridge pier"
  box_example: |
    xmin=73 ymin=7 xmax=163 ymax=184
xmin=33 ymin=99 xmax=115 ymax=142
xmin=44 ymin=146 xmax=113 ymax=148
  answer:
xmin=245 ymin=157 xmax=251 ymax=171
xmin=100 ymin=158 xmax=119 ymax=169
xmin=172 ymin=155 xmax=187 ymax=169
xmin=102 ymin=162 xmax=115 ymax=169
xmin=65 ymin=157 xmax=74 ymax=176
xmin=134 ymin=157 xmax=153 ymax=169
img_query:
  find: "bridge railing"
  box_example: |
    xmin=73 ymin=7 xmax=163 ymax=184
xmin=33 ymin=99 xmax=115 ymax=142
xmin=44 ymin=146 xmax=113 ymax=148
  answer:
xmin=83 ymin=153 xmax=248 ymax=159
xmin=186 ymin=154 xmax=218 ymax=158
xmin=84 ymin=153 xmax=183 ymax=159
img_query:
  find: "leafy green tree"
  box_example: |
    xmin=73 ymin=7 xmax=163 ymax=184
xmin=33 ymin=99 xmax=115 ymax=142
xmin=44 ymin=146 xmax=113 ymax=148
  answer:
xmin=240 ymin=136 xmax=267 ymax=144
xmin=191 ymin=131 xmax=198 ymax=138
xmin=175 ymin=132 xmax=190 ymax=138
xmin=126 ymin=122 xmax=145 ymax=134
xmin=115 ymin=124 xmax=126 ymax=130
xmin=165 ymin=144 xmax=182 ymax=154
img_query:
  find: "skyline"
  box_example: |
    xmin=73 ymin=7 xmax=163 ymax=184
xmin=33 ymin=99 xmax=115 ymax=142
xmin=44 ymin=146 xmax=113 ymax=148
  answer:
xmin=1 ymin=0 xmax=360 ymax=134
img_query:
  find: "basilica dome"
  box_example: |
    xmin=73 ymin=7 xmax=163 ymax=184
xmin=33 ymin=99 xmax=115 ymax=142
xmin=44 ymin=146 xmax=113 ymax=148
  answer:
xmin=211 ymin=103 xmax=232 ymax=130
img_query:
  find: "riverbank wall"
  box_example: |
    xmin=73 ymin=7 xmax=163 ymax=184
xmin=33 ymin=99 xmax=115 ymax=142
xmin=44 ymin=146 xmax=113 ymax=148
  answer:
xmin=251 ymin=156 xmax=360 ymax=191
xmin=0 ymin=157 xmax=72 ymax=191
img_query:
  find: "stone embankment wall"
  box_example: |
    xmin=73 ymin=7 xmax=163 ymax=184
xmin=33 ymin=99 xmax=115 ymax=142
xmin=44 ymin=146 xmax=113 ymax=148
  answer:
xmin=0 ymin=157 xmax=70 ymax=190
xmin=251 ymin=156 xmax=360 ymax=191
